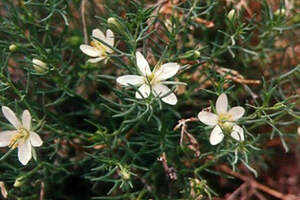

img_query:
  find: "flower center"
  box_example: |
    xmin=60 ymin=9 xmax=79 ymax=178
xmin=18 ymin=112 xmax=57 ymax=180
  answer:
xmin=218 ymin=113 xmax=233 ymax=126
xmin=145 ymin=73 xmax=158 ymax=85
xmin=9 ymin=128 xmax=30 ymax=149
xmin=90 ymin=40 xmax=107 ymax=55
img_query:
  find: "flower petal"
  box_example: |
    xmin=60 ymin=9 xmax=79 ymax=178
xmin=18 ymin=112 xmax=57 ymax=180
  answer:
xmin=209 ymin=125 xmax=224 ymax=145
xmin=2 ymin=106 xmax=21 ymax=129
xmin=216 ymin=93 xmax=228 ymax=114
xmin=30 ymin=131 xmax=43 ymax=147
xmin=197 ymin=111 xmax=218 ymax=126
xmin=136 ymin=52 xmax=151 ymax=76
xmin=152 ymin=84 xmax=177 ymax=105
xmin=0 ymin=131 xmax=16 ymax=147
xmin=135 ymin=84 xmax=150 ymax=99
xmin=117 ymin=75 xmax=144 ymax=86
xmin=80 ymin=45 xmax=100 ymax=57
xmin=106 ymin=29 xmax=114 ymax=47
xmin=22 ymin=110 xmax=31 ymax=130
xmin=18 ymin=140 xmax=32 ymax=165
xmin=88 ymin=57 xmax=105 ymax=63
xmin=153 ymin=62 xmax=180 ymax=81
xmin=92 ymin=28 xmax=105 ymax=41
xmin=230 ymin=125 xmax=244 ymax=141
xmin=228 ymin=106 xmax=245 ymax=121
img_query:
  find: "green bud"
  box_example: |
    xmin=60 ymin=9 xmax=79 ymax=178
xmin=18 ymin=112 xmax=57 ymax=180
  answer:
xmin=9 ymin=44 xmax=17 ymax=52
xmin=181 ymin=50 xmax=201 ymax=59
xmin=292 ymin=14 xmax=300 ymax=23
xmin=274 ymin=8 xmax=285 ymax=16
xmin=67 ymin=35 xmax=81 ymax=46
xmin=194 ymin=50 xmax=201 ymax=58
xmin=14 ymin=176 xmax=25 ymax=187
xmin=119 ymin=165 xmax=131 ymax=180
xmin=107 ymin=17 xmax=121 ymax=31
xmin=272 ymin=102 xmax=285 ymax=110
xmin=222 ymin=122 xmax=234 ymax=134
xmin=227 ymin=9 xmax=236 ymax=21
xmin=32 ymin=58 xmax=48 ymax=73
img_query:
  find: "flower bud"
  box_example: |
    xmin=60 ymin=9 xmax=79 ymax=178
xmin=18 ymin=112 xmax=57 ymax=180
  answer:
xmin=194 ymin=50 xmax=201 ymax=58
xmin=222 ymin=122 xmax=234 ymax=134
xmin=32 ymin=58 xmax=48 ymax=73
xmin=181 ymin=50 xmax=201 ymax=59
xmin=274 ymin=8 xmax=285 ymax=16
xmin=119 ymin=166 xmax=131 ymax=180
xmin=67 ymin=35 xmax=81 ymax=46
xmin=9 ymin=44 xmax=17 ymax=52
xmin=298 ymin=127 xmax=300 ymax=136
xmin=14 ymin=176 xmax=25 ymax=187
xmin=107 ymin=17 xmax=121 ymax=31
xmin=165 ymin=19 xmax=173 ymax=32
xmin=227 ymin=9 xmax=236 ymax=21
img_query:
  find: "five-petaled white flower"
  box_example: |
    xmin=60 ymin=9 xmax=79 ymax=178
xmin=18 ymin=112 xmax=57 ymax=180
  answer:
xmin=198 ymin=93 xmax=245 ymax=145
xmin=80 ymin=29 xmax=114 ymax=63
xmin=116 ymin=52 xmax=181 ymax=105
xmin=0 ymin=106 xmax=43 ymax=165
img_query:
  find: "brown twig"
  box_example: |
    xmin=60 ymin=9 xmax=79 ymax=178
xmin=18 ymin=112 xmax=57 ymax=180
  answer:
xmin=174 ymin=117 xmax=200 ymax=157
xmin=190 ymin=63 xmax=261 ymax=92
xmin=219 ymin=164 xmax=299 ymax=200
xmin=254 ymin=191 xmax=269 ymax=200
xmin=40 ymin=181 xmax=45 ymax=200
xmin=158 ymin=152 xmax=177 ymax=180
xmin=193 ymin=17 xmax=215 ymax=28
xmin=92 ymin=0 xmax=106 ymax=14
xmin=0 ymin=181 xmax=7 ymax=199
xmin=209 ymin=65 xmax=261 ymax=85
xmin=227 ymin=182 xmax=248 ymax=200
xmin=81 ymin=0 xmax=88 ymax=44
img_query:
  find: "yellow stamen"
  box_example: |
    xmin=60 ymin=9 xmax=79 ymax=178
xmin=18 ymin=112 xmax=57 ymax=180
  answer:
xmin=218 ymin=113 xmax=233 ymax=126
xmin=145 ymin=72 xmax=160 ymax=86
xmin=218 ymin=113 xmax=234 ymax=134
xmin=90 ymin=40 xmax=107 ymax=55
xmin=8 ymin=128 xmax=30 ymax=149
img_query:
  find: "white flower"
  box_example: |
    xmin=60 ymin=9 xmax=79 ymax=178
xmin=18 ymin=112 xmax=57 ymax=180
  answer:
xmin=0 ymin=106 xmax=43 ymax=165
xmin=116 ymin=52 xmax=181 ymax=105
xmin=80 ymin=29 xmax=114 ymax=63
xmin=198 ymin=93 xmax=245 ymax=145
xmin=32 ymin=58 xmax=48 ymax=73
xmin=298 ymin=126 xmax=300 ymax=135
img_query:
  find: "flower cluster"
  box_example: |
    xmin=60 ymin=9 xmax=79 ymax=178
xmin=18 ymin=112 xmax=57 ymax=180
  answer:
xmin=0 ymin=26 xmax=250 ymax=168
xmin=80 ymin=28 xmax=247 ymax=143
xmin=80 ymin=28 xmax=182 ymax=105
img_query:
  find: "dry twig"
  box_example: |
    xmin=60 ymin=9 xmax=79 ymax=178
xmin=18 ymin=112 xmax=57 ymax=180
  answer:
xmin=219 ymin=165 xmax=299 ymax=200
xmin=81 ymin=0 xmax=88 ymax=44
xmin=158 ymin=152 xmax=177 ymax=180
xmin=207 ymin=64 xmax=261 ymax=85
xmin=174 ymin=117 xmax=200 ymax=157
xmin=0 ymin=181 xmax=7 ymax=199
xmin=40 ymin=181 xmax=45 ymax=200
